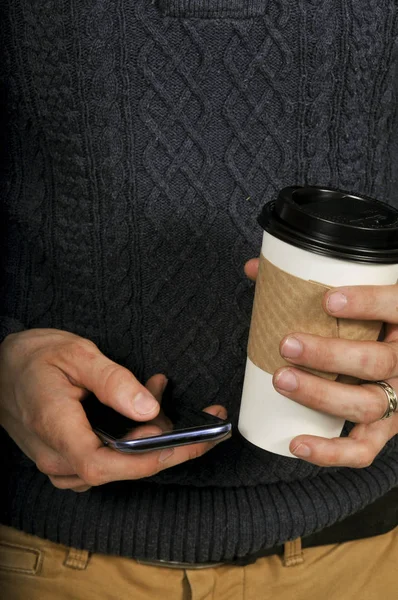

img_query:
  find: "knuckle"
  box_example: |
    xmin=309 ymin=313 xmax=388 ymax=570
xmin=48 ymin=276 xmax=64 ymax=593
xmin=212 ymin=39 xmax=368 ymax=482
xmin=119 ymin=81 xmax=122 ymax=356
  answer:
xmin=48 ymin=476 xmax=87 ymax=491
xmin=355 ymin=449 xmax=374 ymax=469
xmin=69 ymin=339 xmax=98 ymax=362
xmin=186 ymin=444 xmax=207 ymax=461
xmin=80 ymin=338 xmax=98 ymax=352
xmin=0 ymin=334 xmax=16 ymax=358
xmin=310 ymin=387 xmax=329 ymax=413
xmin=76 ymin=459 xmax=104 ymax=487
xmin=25 ymin=408 xmax=49 ymax=436
xmin=357 ymin=393 xmax=385 ymax=424
xmin=359 ymin=406 xmax=379 ymax=425
xmin=58 ymin=339 xmax=98 ymax=369
xmin=1 ymin=332 xmax=48 ymax=366
xmin=358 ymin=344 xmax=396 ymax=380
xmin=134 ymin=456 xmax=162 ymax=478
xmin=71 ymin=485 xmax=92 ymax=493
xmin=378 ymin=345 xmax=397 ymax=380
xmin=145 ymin=463 xmax=162 ymax=478
xmin=101 ymin=363 xmax=133 ymax=391
xmin=1 ymin=331 xmax=28 ymax=358
xmin=21 ymin=409 xmax=35 ymax=432
xmin=320 ymin=439 xmax=343 ymax=466
xmin=358 ymin=350 xmax=379 ymax=380
xmin=48 ymin=476 xmax=66 ymax=489
xmin=360 ymin=287 xmax=378 ymax=313
xmin=36 ymin=455 xmax=61 ymax=476
xmin=358 ymin=350 xmax=371 ymax=375
xmin=311 ymin=344 xmax=334 ymax=372
xmin=323 ymin=447 xmax=339 ymax=466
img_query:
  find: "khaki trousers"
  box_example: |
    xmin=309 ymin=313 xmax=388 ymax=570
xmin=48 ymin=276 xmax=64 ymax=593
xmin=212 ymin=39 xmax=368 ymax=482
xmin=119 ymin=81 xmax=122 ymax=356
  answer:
xmin=0 ymin=524 xmax=397 ymax=600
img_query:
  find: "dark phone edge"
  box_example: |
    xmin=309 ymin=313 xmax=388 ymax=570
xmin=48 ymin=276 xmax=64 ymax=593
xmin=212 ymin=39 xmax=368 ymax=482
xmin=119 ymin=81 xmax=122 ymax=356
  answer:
xmin=95 ymin=423 xmax=232 ymax=453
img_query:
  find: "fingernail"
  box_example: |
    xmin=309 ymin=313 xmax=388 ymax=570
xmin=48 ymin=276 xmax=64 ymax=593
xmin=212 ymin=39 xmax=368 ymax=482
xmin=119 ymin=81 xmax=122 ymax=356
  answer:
xmin=274 ymin=369 xmax=298 ymax=392
xmin=161 ymin=377 xmax=168 ymax=392
xmin=291 ymin=443 xmax=311 ymax=458
xmin=326 ymin=292 xmax=347 ymax=313
xmin=281 ymin=336 xmax=303 ymax=358
xmin=133 ymin=392 xmax=158 ymax=415
xmin=215 ymin=407 xmax=227 ymax=419
xmin=159 ymin=448 xmax=174 ymax=462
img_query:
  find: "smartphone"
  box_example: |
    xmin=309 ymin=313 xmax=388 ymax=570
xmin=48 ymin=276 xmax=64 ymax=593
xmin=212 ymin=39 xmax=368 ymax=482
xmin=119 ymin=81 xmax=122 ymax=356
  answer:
xmin=81 ymin=393 xmax=231 ymax=453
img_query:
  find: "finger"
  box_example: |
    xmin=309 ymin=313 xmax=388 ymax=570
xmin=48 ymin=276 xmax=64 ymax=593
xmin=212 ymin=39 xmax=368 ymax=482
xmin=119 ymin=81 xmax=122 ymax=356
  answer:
xmin=385 ymin=323 xmax=398 ymax=343
xmin=131 ymin=404 xmax=227 ymax=445
xmin=45 ymin=404 xmax=230 ymax=486
xmin=38 ymin=385 xmax=229 ymax=486
xmin=35 ymin=451 xmax=76 ymax=477
xmin=147 ymin=404 xmax=230 ymax=473
xmin=102 ymin=403 xmax=228 ymax=481
xmin=121 ymin=424 xmax=163 ymax=440
xmin=70 ymin=485 xmax=92 ymax=493
xmin=244 ymin=258 xmax=259 ymax=282
xmin=145 ymin=411 xmax=173 ymax=431
xmin=67 ymin=432 xmax=227 ymax=486
xmin=143 ymin=375 xmax=173 ymax=429
xmin=29 ymin=393 xmax=106 ymax=475
xmin=279 ymin=333 xmax=398 ymax=380
xmin=202 ymin=404 xmax=228 ymax=420
xmin=3 ymin=414 xmax=76 ymax=476
xmin=289 ymin=417 xmax=396 ymax=467
xmin=323 ymin=284 xmax=398 ymax=324
xmin=39 ymin=398 xmax=162 ymax=484
xmin=273 ymin=368 xmax=398 ymax=423
xmin=53 ymin=340 xmax=160 ymax=421
xmin=145 ymin=374 xmax=168 ymax=404
xmin=48 ymin=474 xmax=89 ymax=490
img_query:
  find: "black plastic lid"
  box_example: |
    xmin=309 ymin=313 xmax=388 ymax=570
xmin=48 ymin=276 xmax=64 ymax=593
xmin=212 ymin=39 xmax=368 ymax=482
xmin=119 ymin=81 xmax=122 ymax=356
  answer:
xmin=258 ymin=186 xmax=398 ymax=264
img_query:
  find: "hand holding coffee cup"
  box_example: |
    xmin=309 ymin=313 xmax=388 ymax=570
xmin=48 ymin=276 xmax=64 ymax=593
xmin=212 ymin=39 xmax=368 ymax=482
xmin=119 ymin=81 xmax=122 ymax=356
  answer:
xmin=239 ymin=186 xmax=398 ymax=463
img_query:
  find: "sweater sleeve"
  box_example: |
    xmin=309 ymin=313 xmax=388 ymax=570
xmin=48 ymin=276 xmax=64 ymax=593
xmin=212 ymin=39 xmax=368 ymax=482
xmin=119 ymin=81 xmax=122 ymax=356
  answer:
xmin=0 ymin=316 xmax=25 ymax=345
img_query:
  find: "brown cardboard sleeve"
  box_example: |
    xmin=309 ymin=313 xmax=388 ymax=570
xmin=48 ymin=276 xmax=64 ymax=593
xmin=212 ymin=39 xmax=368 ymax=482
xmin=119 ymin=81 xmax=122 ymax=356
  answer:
xmin=247 ymin=256 xmax=382 ymax=380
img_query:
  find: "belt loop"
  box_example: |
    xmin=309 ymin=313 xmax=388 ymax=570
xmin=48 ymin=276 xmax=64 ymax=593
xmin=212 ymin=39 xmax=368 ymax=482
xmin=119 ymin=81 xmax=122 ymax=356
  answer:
xmin=64 ymin=547 xmax=90 ymax=570
xmin=283 ymin=538 xmax=304 ymax=567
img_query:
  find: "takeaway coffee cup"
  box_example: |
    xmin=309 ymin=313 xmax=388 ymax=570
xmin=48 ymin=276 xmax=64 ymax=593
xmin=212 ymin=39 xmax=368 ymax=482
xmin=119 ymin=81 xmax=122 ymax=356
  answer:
xmin=238 ymin=186 xmax=398 ymax=457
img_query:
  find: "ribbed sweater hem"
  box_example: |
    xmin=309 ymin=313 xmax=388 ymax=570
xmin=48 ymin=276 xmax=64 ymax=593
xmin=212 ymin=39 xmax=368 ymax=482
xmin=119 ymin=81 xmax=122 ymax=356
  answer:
xmin=4 ymin=450 xmax=398 ymax=563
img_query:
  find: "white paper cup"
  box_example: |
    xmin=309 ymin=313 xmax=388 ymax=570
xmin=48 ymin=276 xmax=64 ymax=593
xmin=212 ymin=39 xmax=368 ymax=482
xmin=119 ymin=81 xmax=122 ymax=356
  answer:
xmin=238 ymin=186 xmax=398 ymax=457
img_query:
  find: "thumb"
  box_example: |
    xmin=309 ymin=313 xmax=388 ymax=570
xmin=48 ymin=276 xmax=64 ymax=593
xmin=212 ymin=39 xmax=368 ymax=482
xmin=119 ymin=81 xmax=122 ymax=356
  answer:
xmin=56 ymin=339 xmax=160 ymax=421
xmin=244 ymin=258 xmax=259 ymax=282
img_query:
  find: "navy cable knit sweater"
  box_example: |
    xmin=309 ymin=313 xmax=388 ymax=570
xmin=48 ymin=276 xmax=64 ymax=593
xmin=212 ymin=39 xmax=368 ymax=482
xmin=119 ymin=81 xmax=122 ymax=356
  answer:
xmin=1 ymin=0 xmax=398 ymax=562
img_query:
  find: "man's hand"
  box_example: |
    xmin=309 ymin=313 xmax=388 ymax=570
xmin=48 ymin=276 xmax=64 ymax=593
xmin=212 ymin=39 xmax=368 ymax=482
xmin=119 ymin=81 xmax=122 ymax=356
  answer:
xmin=245 ymin=258 xmax=398 ymax=468
xmin=0 ymin=329 xmax=227 ymax=492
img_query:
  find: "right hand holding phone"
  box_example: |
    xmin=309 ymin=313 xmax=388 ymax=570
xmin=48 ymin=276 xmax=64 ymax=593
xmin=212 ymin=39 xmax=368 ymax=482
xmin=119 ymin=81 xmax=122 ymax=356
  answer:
xmin=0 ymin=329 xmax=228 ymax=492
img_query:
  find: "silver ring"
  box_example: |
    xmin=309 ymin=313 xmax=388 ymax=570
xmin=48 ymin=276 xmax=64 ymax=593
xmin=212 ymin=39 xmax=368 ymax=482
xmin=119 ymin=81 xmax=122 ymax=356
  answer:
xmin=370 ymin=381 xmax=398 ymax=420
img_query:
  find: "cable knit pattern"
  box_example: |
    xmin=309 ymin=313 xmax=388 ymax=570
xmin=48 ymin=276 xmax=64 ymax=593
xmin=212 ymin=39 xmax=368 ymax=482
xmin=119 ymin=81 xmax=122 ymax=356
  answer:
xmin=1 ymin=0 xmax=398 ymax=562
xmin=297 ymin=0 xmax=343 ymax=184
xmin=157 ymin=0 xmax=267 ymax=19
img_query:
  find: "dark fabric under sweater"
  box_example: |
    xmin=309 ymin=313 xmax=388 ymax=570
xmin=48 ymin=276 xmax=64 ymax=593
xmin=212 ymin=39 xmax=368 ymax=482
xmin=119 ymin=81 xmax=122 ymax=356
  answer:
xmin=1 ymin=0 xmax=398 ymax=562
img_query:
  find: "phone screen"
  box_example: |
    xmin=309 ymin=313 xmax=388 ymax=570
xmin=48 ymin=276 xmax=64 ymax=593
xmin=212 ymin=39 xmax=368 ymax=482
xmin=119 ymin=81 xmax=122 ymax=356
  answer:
xmin=81 ymin=393 xmax=231 ymax=453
